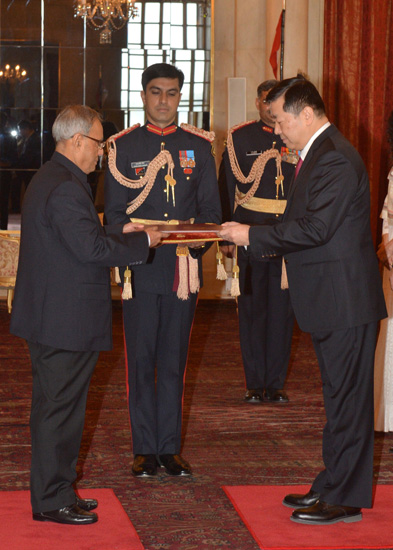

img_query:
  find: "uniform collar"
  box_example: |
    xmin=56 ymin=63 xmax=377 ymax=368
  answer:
xmin=259 ymin=119 xmax=274 ymax=133
xmin=146 ymin=122 xmax=178 ymax=136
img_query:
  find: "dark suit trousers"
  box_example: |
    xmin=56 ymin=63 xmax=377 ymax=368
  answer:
xmin=310 ymin=322 xmax=378 ymax=508
xmin=237 ymin=255 xmax=294 ymax=390
xmin=28 ymin=342 xmax=98 ymax=513
xmin=122 ymin=291 xmax=197 ymax=455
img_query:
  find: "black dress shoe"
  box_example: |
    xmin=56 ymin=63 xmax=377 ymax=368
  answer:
xmin=283 ymin=489 xmax=320 ymax=509
xmin=76 ymin=496 xmax=98 ymax=511
xmin=132 ymin=454 xmax=158 ymax=477
xmin=244 ymin=389 xmax=264 ymax=403
xmin=291 ymin=501 xmax=362 ymax=525
xmin=158 ymin=454 xmax=192 ymax=476
xmin=33 ymin=504 xmax=98 ymax=525
xmin=264 ymin=388 xmax=289 ymax=403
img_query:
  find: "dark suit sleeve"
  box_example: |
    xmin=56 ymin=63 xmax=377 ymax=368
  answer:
xmin=47 ymin=179 xmax=149 ymax=267
xmin=249 ymin=151 xmax=359 ymax=257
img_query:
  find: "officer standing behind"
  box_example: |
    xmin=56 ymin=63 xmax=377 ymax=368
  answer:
xmin=104 ymin=63 xmax=221 ymax=478
xmin=220 ymin=80 xmax=296 ymax=404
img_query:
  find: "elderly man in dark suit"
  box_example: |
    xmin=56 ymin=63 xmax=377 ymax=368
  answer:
xmin=10 ymin=105 xmax=162 ymax=525
xmin=219 ymin=76 xmax=386 ymax=525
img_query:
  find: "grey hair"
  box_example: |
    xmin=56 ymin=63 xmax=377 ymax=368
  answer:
xmin=52 ymin=105 xmax=102 ymax=143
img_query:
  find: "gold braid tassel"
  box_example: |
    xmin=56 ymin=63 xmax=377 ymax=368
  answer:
xmin=216 ymin=242 xmax=228 ymax=280
xmin=189 ymin=255 xmax=200 ymax=294
xmin=231 ymin=247 xmax=240 ymax=297
xmin=122 ymin=267 xmax=133 ymax=300
xmin=177 ymin=254 xmax=189 ymax=300
xmin=176 ymin=245 xmax=190 ymax=301
xmin=176 ymin=245 xmax=200 ymax=300
xmin=281 ymin=257 xmax=289 ymax=290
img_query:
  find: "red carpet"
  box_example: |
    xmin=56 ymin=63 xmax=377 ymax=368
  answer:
xmin=223 ymin=485 xmax=393 ymax=549
xmin=0 ymin=489 xmax=144 ymax=550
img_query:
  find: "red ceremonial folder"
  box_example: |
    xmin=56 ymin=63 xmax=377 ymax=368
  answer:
xmin=154 ymin=223 xmax=223 ymax=244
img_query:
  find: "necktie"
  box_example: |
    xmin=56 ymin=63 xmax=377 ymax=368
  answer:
xmin=294 ymin=157 xmax=303 ymax=179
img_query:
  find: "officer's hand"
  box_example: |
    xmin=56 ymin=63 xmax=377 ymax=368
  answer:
xmin=186 ymin=241 xmax=205 ymax=249
xmin=220 ymin=244 xmax=235 ymax=257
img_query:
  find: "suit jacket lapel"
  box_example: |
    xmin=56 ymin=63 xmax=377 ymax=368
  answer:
xmin=285 ymin=125 xmax=337 ymax=204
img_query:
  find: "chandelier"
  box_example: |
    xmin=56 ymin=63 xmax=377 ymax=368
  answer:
xmin=74 ymin=1 xmax=139 ymax=44
xmin=0 ymin=64 xmax=27 ymax=83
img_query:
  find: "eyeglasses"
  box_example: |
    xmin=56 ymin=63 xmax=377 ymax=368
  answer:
xmin=81 ymin=134 xmax=106 ymax=149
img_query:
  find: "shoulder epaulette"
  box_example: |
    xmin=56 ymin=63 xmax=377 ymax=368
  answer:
xmin=107 ymin=123 xmax=141 ymax=143
xmin=229 ymin=120 xmax=258 ymax=134
xmin=180 ymin=123 xmax=215 ymax=143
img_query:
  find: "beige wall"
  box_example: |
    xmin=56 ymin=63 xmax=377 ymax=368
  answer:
xmin=212 ymin=0 xmax=324 ymax=163
xmin=200 ymin=0 xmax=324 ymax=298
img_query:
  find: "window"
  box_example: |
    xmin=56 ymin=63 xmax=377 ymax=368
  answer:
xmin=121 ymin=1 xmax=211 ymax=129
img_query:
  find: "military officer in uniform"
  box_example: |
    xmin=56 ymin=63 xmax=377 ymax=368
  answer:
xmin=220 ymin=80 xmax=296 ymax=404
xmin=104 ymin=63 xmax=221 ymax=477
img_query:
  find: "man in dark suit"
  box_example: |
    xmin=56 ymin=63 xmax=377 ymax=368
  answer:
xmin=219 ymin=80 xmax=295 ymax=404
xmin=10 ymin=105 xmax=162 ymax=525
xmin=219 ymin=76 xmax=387 ymax=525
xmin=104 ymin=63 xmax=221 ymax=478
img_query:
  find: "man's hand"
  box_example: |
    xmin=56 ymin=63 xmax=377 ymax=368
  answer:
xmin=145 ymin=227 xmax=164 ymax=248
xmin=219 ymin=222 xmax=250 ymax=246
xmin=185 ymin=241 xmax=205 ymax=249
xmin=122 ymin=222 xmax=163 ymax=247
xmin=122 ymin=222 xmax=145 ymax=233
xmin=220 ymin=244 xmax=235 ymax=258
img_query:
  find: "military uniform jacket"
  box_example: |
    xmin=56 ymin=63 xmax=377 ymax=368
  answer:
xmin=104 ymin=122 xmax=222 ymax=294
xmin=10 ymin=152 xmax=149 ymax=351
xmin=223 ymin=120 xmax=295 ymax=226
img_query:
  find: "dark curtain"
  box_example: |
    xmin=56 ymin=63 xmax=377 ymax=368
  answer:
xmin=323 ymin=0 xmax=393 ymax=242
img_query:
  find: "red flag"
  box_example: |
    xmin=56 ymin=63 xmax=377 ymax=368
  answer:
xmin=269 ymin=12 xmax=283 ymax=79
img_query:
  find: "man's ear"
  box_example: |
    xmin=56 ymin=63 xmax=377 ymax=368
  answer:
xmin=140 ymin=90 xmax=146 ymax=106
xmin=72 ymin=133 xmax=81 ymax=148
xmin=302 ymin=106 xmax=314 ymax=125
xmin=255 ymin=97 xmax=260 ymax=110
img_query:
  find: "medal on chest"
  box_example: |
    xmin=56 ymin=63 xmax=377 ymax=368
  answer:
xmin=179 ymin=150 xmax=196 ymax=175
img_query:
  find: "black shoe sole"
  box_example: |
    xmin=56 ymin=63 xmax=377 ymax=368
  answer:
xmin=132 ymin=470 xmax=157 ymax=477
xmin=290 ymin=513 xmax=362 ymax=525
xmin=32 ymin=514 xmax=98 ymax=525
xmin=162 ymin=470 xmax=192 ymax=476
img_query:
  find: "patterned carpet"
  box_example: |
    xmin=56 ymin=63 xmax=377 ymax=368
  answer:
xmin=1 ymin=299 xmax=393 ymax=550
